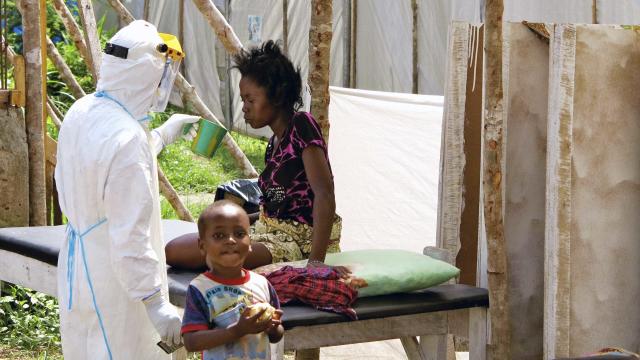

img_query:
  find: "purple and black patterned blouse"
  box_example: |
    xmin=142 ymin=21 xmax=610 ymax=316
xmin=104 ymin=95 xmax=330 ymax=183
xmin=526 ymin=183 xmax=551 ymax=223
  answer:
xmin=258 ymin=112 xmax=332 ymax=226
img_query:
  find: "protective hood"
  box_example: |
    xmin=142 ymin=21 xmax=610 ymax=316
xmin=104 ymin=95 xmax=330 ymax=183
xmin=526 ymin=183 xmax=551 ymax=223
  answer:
xmin=96 ymin=20 xmax=166 ymax=119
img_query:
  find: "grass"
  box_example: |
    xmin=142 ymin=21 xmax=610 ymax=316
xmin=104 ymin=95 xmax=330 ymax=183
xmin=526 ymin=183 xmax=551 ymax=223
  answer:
xmin=2 ymin=130 xmax=267 ymax=358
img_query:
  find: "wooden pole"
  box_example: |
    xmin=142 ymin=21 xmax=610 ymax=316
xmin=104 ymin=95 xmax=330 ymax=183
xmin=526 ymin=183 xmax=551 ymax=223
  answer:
xmin=158 ymin=170 xmax=194 ymax=222
xmin=308 ymin=0 xmax=333 ymax=143
xmin=107 ymin=0 xmax=258 ymax=178
xmin=483 ymin=0 xmax=510 ymax=359
xmin=22 ymin=0 xmax=47 ymax=226
xmin=592 ymin=0 xmax=598 ymax=24
xmin=46 ymin=37 xmax=87 ymax=99
xmin=349 ymin=0 xmax=357 ymax=88
xmin=190 ymin=0 xmax=243 ymax=55
xmin=282 ymin=0 xmax=289 ymax=55
xmin=51 ymin=0 xmax=92 ymax=71
xmin=411 ymin=0 xmax=418 ymax=94
xmin=77 ymin=0 xmax=101 ymax=80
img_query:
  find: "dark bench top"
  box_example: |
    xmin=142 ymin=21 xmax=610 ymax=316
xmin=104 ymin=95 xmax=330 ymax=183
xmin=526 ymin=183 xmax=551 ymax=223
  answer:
xmin=0 ymin=223 xmax=489 ymax=330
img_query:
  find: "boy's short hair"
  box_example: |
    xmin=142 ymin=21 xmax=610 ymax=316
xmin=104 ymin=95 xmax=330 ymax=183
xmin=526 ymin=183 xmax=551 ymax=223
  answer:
xmin=197 ymin=200 xmax=249 ymax=239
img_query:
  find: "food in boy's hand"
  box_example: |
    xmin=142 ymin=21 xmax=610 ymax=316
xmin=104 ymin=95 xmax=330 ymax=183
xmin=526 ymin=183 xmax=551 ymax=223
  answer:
xmin=246 ymin=302 xmax=275 ymax=323
xmin=343 ymin=276 xmax=368 ymax=289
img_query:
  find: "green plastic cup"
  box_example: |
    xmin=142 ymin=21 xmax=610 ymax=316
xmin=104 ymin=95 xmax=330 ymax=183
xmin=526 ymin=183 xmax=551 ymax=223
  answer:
xmin=189 ymin=118 xmax=227 ymax=158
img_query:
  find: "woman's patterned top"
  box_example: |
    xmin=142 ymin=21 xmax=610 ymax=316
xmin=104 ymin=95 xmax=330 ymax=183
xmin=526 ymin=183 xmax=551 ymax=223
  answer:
xmin=258 ymin=112 xmax=332 ymax=226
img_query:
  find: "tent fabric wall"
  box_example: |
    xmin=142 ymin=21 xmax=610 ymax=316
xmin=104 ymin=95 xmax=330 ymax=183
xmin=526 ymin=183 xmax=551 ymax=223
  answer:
xmin=328 ymin=86 xmax=443 ymax=252
xmin=93 ymin=0 xmax=640 ymax=136
xmin=355 ymin=0 xmax=413 ymax=93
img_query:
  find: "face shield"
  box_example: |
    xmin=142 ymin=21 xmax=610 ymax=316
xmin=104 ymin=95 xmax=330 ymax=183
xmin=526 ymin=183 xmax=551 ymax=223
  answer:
xmin=149 ymin=33 xmax=185 ymax=112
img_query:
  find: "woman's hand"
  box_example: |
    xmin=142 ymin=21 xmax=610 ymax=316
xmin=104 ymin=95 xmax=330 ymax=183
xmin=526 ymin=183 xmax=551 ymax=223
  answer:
xmin=306 ymin=260 xmax=352 ymax=279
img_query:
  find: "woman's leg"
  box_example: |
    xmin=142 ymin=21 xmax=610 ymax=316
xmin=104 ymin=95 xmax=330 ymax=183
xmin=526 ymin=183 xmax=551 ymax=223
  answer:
xmin=165 ymin=232 xmax=273 ymax=270
xmin=165 ymin=233 xmax=206 ymax=271
xmin=244 ymin=242 xmax=273 ymax=269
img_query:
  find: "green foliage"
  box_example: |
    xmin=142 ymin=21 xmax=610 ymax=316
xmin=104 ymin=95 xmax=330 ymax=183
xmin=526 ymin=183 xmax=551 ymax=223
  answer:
xmin=0 ymin=284 xmax=60 ymax=353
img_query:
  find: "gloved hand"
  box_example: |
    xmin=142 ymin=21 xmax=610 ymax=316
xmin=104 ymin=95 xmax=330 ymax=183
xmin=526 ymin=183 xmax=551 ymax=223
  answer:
xmin=153 ymin=114 xmax=200 ymax=147
xmin=143 ymin=291 xmax=182 ymax=346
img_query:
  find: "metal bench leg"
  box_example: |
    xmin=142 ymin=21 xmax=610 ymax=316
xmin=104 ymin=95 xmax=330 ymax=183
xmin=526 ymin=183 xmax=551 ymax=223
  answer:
xmin=418 ymin=335 xmax=448 ymax=360
xmin=469 ymin=307 xmax=487 ymax=360
xmin=295 ymin=348 xmax=320 ymax=360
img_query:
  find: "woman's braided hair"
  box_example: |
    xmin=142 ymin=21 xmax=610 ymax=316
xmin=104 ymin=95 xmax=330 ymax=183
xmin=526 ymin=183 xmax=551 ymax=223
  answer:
xmin=232 ymin=40 xmax=303 ymax=113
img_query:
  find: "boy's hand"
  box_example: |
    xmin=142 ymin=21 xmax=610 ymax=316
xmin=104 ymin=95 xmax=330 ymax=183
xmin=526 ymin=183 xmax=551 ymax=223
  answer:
xmin=266 ymin=309 xmax=283 ymax=332
xmin=232 ymin=307 xmax=271 ymax=337
xmin=266 ymin=310 xmax=284 ymax=343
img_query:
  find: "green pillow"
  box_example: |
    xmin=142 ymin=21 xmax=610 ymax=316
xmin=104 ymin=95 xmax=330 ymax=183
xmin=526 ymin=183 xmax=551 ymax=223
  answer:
xmin=255 ymin=249 xmax=460 ymax=298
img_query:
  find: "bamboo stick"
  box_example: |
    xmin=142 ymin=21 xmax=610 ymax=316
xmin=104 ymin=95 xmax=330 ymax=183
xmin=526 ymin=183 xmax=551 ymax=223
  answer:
xmin=46 ymin=36 xmax=87 ymax=99
xmin=46 ymin=100 xmax=63 ymax=128
xmin=189 ymin=0 xmax=243 ymax=55
xmin=77 ymin=0 xmax=101 ymax=80
xmin=51 ymin=0 xmax=92 ymax=72
xmin=22 ymin=0 xmax=47 ymax=226
xmin=308 ymin=0 xmax=333 ymax=144
xmin=47 ymin=96 xmax=64 ymax=120
xmin=483 ymin=0 xmax=510 ymax=359
xmin=106 ymin=0 xmax=258 ymax=177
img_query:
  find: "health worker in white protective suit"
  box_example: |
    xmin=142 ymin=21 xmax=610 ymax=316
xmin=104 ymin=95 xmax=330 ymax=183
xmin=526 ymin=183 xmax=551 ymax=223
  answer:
xmin=55 ymin=20 xmax=200 ymax=359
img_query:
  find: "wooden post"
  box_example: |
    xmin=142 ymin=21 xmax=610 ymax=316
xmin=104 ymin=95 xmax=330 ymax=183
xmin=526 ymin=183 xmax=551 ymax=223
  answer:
xmin=46 ymin=37 xmax=87 ymax=99
xmin=77 ymin=0 xmax=101 ymax=80
xmin=51 ymin=0 xmax=92 ymax=71
xmin=190 ymin=0 xmax=243 ymax=55
xmin=592 ymin=0 xmax=598 ymax=24
xmin=483 ymin=1 xmax=510 ymax=359
xmin=108 ymin=0 xmax=258 ymax=178
xmin=308 ymin=0 xmax=333 ymax=143
xmin=349 ymin=0 xmax=357 ymax=88
xmin=411 ymin=0 xmax=418 ymax=94
xmin=158 ymin=169 xmax=194 ymax=222
xmin=282 ymin=0 xmax=289 ymax=55
xmin=22 ymin=0 xmax=47 ymax=226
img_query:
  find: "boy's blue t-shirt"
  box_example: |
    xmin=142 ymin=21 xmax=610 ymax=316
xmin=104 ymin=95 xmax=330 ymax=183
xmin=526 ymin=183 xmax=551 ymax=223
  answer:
xmin=181 ymin=270 xmax=280 ymax=360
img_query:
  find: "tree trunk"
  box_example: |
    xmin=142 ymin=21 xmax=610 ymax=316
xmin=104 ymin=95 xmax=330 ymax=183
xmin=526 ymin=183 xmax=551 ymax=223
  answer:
xmin=483 ymin=0 xmax=510 ymax=359
xmin=21 ymin=0 xmax=47 ymax=226
xmin=107 ymin=0 xmax=258 ymax=178
xmin=308 ymin=0 xmax=332 ymax=144
xmin=190 ymin=0 xmax=243 ymax=55
xmin=46 ymin=37 xmax=87 ymax=99
xmin=51 ymin=0 xmax=92 ymax=72
xmin=77 ymin=0 xmax=101 ymax=80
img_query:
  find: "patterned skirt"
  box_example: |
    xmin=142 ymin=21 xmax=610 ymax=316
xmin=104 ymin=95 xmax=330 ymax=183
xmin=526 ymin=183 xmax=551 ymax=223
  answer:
xmin=250 ymin=211 xmax=342 ymax=263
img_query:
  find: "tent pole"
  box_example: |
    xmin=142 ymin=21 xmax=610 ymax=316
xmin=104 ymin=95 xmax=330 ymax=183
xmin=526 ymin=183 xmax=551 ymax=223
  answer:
xmin=282 ymin=0 xmax=288 ymax=55
xmin=349 ymin=0 xmax=357 ymax=88
xmin=411 ymin=0 xmax=418 ymax=94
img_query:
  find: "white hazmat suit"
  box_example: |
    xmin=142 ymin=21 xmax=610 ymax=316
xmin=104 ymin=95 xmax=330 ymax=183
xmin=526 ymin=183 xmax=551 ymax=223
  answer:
xmin=55 ymin=21 xmax=198 ymax=359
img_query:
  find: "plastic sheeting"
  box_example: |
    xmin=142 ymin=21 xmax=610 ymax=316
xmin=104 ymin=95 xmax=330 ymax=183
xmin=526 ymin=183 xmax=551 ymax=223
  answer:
xmin=328 ymin=86 xmax=443 ymax=253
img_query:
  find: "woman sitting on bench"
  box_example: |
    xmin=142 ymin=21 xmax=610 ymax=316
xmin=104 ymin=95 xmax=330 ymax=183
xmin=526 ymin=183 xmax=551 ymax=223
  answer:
xmin=166 ymin=40 xmax=347 ymax=277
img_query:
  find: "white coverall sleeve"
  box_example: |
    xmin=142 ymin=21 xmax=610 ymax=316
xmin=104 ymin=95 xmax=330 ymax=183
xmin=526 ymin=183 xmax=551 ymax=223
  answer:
xmin=149 ymin=129 xmax=164 ymax=156
xmin=104 ymin=133 xmax=163 ymax=301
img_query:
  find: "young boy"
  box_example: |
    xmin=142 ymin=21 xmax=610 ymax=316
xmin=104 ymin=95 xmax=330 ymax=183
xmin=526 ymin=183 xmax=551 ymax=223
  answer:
xmin=181 ymin=200 xmax=284 ymax=359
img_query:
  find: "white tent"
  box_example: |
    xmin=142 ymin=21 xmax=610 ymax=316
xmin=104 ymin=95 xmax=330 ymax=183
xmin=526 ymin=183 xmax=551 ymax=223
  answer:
xmin=95 ymin=0 xmax=640 ymax=139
